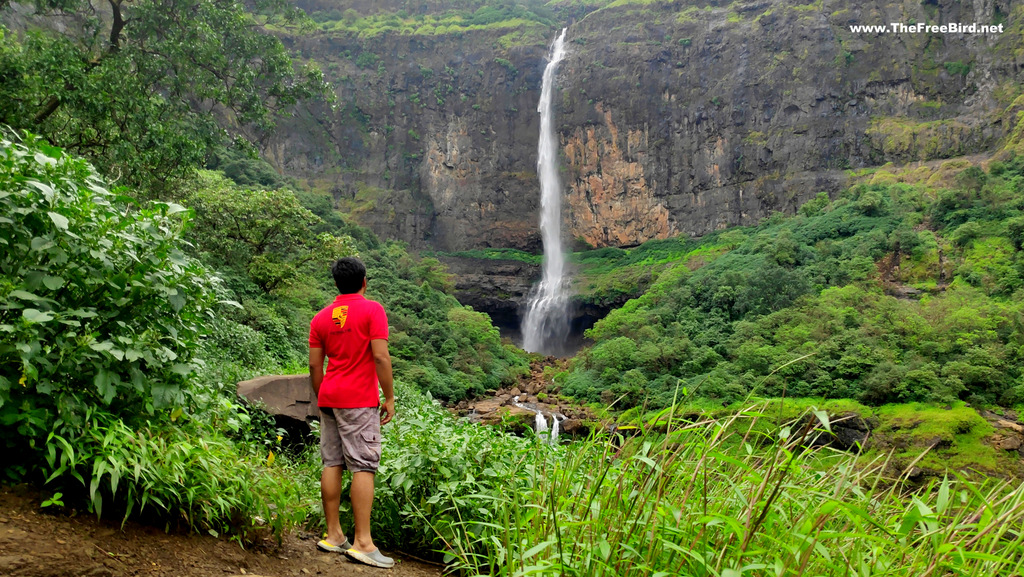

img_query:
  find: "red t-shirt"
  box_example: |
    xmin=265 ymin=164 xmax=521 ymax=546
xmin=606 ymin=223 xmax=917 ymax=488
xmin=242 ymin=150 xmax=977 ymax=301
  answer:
xmin=309 ymin=293 xmax=389 ymax=408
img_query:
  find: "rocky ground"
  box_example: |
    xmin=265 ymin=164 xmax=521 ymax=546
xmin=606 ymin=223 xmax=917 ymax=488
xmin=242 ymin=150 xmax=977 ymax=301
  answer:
xmin=447 ymin=361 xmax=1024 ymax=479
xmin=0 ymin=487 xmax=440 ymax=577
xmin=450 ymin=358 xmax=600 ymax=437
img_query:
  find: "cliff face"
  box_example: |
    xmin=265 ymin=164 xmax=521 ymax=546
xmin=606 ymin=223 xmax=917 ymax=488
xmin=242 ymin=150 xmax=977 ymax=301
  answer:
xmin=269 ymin=0 xmax=1022 ymax=251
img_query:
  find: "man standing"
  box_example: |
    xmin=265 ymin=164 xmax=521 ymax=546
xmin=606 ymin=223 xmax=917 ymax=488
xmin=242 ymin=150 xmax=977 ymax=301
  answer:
xmin=309 ymin=257 xmax=396 ymax=569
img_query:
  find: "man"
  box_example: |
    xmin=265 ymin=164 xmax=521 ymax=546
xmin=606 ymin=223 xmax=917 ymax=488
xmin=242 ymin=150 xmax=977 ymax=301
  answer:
xmin=309 ymin=257 xmax=396 ymax=569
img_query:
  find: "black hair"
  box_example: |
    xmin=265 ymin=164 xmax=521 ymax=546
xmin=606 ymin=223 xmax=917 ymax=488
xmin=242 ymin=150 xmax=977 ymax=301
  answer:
xmin=332 ymin=257 xmax=366 ymax=294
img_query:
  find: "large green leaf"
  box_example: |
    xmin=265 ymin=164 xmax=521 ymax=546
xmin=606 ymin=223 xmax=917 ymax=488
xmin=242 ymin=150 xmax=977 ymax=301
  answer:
xmin=22 ymin=308 xmax=54 ymax=323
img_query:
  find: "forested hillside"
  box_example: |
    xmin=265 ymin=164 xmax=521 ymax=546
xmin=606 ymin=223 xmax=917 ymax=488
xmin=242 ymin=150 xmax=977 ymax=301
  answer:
xmin=559 ymin=160 xmax=1024 ymax=410
xmin=4 ymin=1 xmax=1024 ymax=575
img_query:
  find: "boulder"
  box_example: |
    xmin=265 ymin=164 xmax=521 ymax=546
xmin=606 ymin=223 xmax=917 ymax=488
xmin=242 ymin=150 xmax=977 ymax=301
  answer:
xmin=560 ymin=419 xmax=590 ymax=437
xmin=996 ymin=419 xmax=1024 ymax=433
xmin=470 ymin=398 xmax=506 ymax=415
xmin=480 ymin=406 xmax=537 ymax=435
xmin=994 ymin=434 xmax=1022 ymax=451
xmin=237 ymin=375 xmax=319 ymax=440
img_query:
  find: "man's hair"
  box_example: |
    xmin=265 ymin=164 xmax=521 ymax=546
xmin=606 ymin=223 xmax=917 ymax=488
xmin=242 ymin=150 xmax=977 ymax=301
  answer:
xmin=332 ymin=257 xmax=366 ymax=294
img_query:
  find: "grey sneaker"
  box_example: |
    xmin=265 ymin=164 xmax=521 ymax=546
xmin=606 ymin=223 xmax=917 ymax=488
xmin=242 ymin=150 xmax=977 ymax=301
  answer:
xmin=345 ymin=548 xmax=395 ymax=568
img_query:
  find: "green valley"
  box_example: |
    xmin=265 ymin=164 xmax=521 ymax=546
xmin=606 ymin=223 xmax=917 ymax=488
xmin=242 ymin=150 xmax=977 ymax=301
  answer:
xmin=3 ymin=0 xmax=1024 ymax=575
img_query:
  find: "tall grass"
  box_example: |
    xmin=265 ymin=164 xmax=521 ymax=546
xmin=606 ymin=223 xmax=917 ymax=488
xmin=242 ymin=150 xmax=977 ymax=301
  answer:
xmin=34 ymin=387 xmax=1024 ymax=573
xmin=438 ymin=404 xmax=1024 ymax=576
xmin=42 ymin=406 xmax=311 ymax=541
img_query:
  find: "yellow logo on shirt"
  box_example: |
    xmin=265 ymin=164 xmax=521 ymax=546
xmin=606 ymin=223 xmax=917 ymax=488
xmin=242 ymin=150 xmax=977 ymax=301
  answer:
xmin=331 ymin=306 xmax=349 ymax=328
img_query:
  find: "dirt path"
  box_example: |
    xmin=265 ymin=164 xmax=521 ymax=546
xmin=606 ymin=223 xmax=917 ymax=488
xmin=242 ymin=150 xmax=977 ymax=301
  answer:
xmin=0 ymin=486 xmax=441 ymax=577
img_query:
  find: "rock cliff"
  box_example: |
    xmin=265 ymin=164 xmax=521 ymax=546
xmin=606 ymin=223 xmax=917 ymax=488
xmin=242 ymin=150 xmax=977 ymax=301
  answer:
xmin=268 ymin=0 xmax=1022 ymax=253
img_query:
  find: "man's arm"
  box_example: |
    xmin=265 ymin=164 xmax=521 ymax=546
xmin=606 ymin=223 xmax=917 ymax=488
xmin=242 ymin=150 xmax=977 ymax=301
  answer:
xmin=309 ymin=346 xmax=326 ymax=398
xmin=371 ymin=339 xmax=395 ymax=425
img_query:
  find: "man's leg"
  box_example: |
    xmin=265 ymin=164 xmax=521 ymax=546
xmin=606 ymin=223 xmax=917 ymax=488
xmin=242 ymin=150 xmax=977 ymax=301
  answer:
xmin=318 ymin=408 xmax=348 ymax=548
xmin=350 ymin=471 xmax=376 ymax=551
xmin=321 ymin=466 xmax=348 ymax=545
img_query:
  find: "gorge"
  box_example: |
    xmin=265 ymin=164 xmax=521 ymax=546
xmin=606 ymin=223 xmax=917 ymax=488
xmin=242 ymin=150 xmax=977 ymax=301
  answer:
xmin=265 ymin=0 xmax=1023 ymax=334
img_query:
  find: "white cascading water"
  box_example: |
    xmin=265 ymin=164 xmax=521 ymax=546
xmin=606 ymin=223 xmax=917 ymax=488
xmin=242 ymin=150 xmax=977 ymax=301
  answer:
xmin=513 ymin=395 xmax=562 ymax=444
xmin=521 ymin=28 xmax=570 ymax=355
xmin=535 ymin=411 xmax=549 ymax=435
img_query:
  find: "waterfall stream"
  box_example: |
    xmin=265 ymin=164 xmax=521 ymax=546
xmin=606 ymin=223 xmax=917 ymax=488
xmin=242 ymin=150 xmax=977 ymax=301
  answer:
xmin=521 ymin=28 xmax=570 ymax=355
xmin=514 ymin=396 xmax=563 ymax=444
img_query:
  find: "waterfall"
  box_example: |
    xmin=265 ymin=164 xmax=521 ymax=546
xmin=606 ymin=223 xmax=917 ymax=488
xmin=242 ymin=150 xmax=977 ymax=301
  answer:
xmin=513 ymin=395 xmax=563 ymax=444
xmin=535 ymin=411 xmax=549 ymax=435
xmin=521 ymin=28 xmax=570 ymax=355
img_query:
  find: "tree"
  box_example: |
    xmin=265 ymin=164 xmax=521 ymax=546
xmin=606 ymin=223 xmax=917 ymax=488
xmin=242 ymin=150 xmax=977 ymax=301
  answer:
xmin=184 ymin=172 xmax=354 ymax=293
xmin=0 ymin=0 xmax=327 ymax=194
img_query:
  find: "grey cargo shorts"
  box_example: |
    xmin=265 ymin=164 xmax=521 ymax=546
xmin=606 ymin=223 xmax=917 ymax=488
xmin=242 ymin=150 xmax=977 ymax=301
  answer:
xmin=319 ymin=406 xmax=382 ymax=473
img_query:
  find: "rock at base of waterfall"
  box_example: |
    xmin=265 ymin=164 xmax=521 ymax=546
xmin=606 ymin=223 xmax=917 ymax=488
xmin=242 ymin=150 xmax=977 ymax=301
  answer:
xmin=560 ymin=419 xmax=589 ymax=437
xmin=469 ymin=397 xmax=505 ymax=415
xmin=994 ymin=435 xmax=1022 ymax=451
xmin=480 ymin=406 xmax=537 ymax=435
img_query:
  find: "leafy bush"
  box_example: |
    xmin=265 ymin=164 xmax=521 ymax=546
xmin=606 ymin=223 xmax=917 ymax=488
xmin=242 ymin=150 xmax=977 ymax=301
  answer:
xmin=43 ymin=407 xmax=307 ymax=539
xmin=0 ymin=1 xmax=324 ymax=193
xmin=565 ymin=170 xmax=1024 ymax=409
xmin=494 ymin=57 xmax=518 ymax=76
xmin=184 ymin=172 xmax=354 ymax=294
xmin=363 ymin=389 xmax=538 ymax=554
xmin=0 ymin=135 xmax=215 ymax=451
xmin=355 ymin=51 xmax=380 ymax=69
xmin=206 ymin=144 xmax=289 ymax=189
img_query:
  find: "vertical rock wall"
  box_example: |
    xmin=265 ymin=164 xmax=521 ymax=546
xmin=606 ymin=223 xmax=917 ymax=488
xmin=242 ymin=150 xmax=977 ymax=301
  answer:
xmin=269 ymin=0 xmax=1022 ymax=251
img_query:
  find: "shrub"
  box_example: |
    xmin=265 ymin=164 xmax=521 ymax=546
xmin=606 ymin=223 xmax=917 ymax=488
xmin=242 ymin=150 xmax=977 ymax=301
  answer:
xmin=355 ymin=51 xmax=380 ymax=69
xmin=494 ymin=57 xmax=517 ymax=76
xmin=43 ymin=408 xmax=307 ymax=539
xmin=0 ymin=135 xmax=215 ymax=450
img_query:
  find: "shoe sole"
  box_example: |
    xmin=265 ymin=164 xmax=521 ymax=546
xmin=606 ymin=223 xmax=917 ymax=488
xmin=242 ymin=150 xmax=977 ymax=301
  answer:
xmin=345 ymin=548 xmax=395 ymax=568
xmin=316 ymin=539 xmax=351 ymax=554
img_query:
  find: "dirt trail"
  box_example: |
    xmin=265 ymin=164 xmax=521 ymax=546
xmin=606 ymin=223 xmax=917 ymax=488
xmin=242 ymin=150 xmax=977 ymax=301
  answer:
xmin=0 ymin=487 xmax=440 ymax=577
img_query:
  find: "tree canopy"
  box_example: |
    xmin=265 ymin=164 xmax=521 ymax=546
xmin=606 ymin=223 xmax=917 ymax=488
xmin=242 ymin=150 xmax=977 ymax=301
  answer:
xmin=0 ymin=0 xmax=327 ymax=193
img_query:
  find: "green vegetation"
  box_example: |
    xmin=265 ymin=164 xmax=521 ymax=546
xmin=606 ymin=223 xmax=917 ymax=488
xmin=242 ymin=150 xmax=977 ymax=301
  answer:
xmin=436 ymin=247 xmax=543 ymax=265
xmin=307 ymin=2 xmax=556 ymax=39
xmin=1 ymin=136 xmax=215 ymax=459
xmin=186 ymin=172 xmax=353 ymax=294
xmin=572 ymin=237 xmax=697 ymax=305
xmin=867 ymin=403 xmax=999 ymax=471
xmin=944 ymin=60 xmax=973 ymax=78
xmin=1 ymin=133 xmax=527 ymax=540
xmin=494 ymin=57 xmax=519 ymax=76
xmin=561 ymin=160 xmax=1024 ymax=411
xmin=867 ymin=116 xmax=979 ymax=161
xmin=4 ymin=1 xmax=1024 ymax=572
xmin=0 ymin=1 xmax=326 ymax=194
xmin=442 ymin=405 xmax=1024 ymax=575
xmin=354 ymin=51 xmax=380 ymax=69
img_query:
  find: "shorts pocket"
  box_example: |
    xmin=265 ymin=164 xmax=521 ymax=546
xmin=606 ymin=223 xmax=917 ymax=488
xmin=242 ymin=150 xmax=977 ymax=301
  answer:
xmin=360 ymin=430 xmax=380 ymax=444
